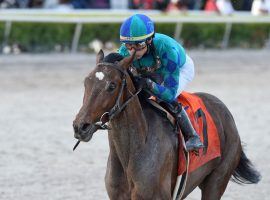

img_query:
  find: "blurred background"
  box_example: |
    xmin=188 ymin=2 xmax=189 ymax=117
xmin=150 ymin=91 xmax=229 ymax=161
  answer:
xmin=0 ymin=1 xmax=270 ymax=200
xmin=0 ymin=0 xmax=270 ymax=53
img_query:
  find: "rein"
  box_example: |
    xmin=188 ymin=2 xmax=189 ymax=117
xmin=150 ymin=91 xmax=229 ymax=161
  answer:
xmin=73 ymin=62 xmax=141 ymax=151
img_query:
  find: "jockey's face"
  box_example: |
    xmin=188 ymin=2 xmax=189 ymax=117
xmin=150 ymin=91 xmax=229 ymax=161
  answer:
xmin=125 ymin=39 xmax=151 ymax=60
xmin=125 ymin=41 xmax=147 ymax=51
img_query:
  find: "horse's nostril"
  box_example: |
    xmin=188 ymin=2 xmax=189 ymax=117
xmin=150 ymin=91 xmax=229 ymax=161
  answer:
xmin=81 ymin=123 xmax=90 ymax=131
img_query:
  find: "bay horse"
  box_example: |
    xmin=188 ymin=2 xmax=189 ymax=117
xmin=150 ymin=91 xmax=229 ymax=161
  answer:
xmin=73 ymin=50 xmax=261 ymax=200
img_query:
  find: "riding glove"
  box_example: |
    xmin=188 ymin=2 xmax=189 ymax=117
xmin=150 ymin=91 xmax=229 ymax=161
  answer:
xmin=134 ymin=76 xmax=151 ymax=90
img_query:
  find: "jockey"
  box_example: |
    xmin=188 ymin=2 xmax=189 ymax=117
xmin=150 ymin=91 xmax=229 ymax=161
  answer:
xmin=118 ymin=13 xmax=203 ymax=151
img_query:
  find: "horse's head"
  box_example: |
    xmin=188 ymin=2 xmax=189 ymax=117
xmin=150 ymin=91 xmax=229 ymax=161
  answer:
xmin=73 ymin=50 xmax=136 ymax=142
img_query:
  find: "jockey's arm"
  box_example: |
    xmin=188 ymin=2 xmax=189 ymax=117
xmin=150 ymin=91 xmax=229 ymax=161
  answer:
xmin=146 ymin=75 xmax=177 ymax=103
xmin=146 ymin=45 xmax=182 ymax=103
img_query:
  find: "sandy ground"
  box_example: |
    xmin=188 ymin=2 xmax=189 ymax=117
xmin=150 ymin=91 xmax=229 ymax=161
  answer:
xmin=0 ymin=50 xmax=269 ymax=200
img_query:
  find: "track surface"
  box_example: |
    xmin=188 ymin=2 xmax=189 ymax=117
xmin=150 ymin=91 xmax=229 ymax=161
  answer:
xmin=0 ymin=50 xmax=269 ymax=199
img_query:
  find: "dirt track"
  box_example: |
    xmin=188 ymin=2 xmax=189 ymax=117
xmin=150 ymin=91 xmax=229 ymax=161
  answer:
xmin=0 ymin=50 xmax=269 ymax=200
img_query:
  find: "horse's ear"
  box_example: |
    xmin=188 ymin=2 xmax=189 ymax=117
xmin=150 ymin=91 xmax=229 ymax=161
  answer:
xmin=119 ymin=50 xmax=136 ymax=70
xmin=96 ymin=49 xmax=104 ymax=64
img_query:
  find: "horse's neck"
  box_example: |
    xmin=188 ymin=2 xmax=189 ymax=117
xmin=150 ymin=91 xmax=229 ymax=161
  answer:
xmin=110 ymin=96 xmax=148 ymax=168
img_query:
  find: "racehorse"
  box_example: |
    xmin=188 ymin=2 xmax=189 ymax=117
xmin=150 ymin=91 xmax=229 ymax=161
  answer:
xmin=73 ymin=50 xmax=261 ymax=200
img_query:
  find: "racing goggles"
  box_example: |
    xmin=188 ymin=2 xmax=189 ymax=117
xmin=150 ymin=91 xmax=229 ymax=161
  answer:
xmin=124 ymin=41 xmax=147 ymax=51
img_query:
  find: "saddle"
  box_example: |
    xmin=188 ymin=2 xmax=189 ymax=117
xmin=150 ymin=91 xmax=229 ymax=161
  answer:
xmin=147 ymin=91 xmax=221 ymax=175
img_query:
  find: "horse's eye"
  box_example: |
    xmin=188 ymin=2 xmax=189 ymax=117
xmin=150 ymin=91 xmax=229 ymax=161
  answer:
xmin=106 ymin=82 xmax=116 ymax=92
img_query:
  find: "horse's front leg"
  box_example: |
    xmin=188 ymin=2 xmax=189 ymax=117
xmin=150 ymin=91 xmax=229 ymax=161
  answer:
xmin=129 ymin=150 xmax=176 ymax=200
xmin=105 ymin=148 xmax=130 ymax=200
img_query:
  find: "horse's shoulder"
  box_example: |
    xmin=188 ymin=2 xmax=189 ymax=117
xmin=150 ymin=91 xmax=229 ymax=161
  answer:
xmin=139 ymin=98 xmax=175 ymax=132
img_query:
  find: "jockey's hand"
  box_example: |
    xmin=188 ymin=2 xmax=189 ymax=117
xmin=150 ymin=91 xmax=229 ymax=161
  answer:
xmin=133 ymin=76 xmax=150 ymax=90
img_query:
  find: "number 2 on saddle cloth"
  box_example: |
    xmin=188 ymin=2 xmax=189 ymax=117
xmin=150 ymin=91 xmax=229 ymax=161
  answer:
xmin=177 ymin=92 xmax=221 ymax=175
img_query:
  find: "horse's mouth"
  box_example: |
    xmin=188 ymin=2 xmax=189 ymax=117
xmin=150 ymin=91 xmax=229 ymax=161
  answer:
xmin=74 ymin=124 xmax=99 ymax=142
xmin=75 ymin=132 xmax=94 ymax=142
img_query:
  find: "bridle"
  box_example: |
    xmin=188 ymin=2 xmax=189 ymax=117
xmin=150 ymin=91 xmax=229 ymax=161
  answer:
xmin=73 ymin=62 xmax=141 ymax=151
xmin=95 ymin=62 xmax=141 ymax=128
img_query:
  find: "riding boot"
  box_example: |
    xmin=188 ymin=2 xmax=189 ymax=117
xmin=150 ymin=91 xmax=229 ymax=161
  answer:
xmin=177 ymin=108 xmax=204 ymax=151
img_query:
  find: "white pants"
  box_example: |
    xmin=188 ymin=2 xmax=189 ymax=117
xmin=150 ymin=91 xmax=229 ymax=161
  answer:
xmin=175 ymin=54 xmax=195 ymax=98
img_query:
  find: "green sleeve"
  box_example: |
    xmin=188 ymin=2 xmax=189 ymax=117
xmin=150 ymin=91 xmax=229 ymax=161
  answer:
xmin=118 ymin=44 xmax=130 ymax=58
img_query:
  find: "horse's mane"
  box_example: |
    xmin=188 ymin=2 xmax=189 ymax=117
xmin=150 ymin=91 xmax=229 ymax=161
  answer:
xmin=104 ymin=52 xmax=124 ymax=63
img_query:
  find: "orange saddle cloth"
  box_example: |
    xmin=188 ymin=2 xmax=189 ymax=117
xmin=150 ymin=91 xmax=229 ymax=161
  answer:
xmin=177 ymin=92 xmax=221 ymax=175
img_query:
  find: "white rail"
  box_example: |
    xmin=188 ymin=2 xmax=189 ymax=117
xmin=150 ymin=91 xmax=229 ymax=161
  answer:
xmin=1 ymin=9 xmax=270 ymax=23
xmin=0 ymin=9 xmax=270 ymax=52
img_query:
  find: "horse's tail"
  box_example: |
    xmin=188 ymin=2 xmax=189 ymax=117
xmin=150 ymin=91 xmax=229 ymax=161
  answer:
xmin=232 ymin=150 xmax=261 ymax=184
